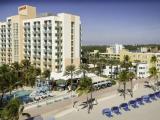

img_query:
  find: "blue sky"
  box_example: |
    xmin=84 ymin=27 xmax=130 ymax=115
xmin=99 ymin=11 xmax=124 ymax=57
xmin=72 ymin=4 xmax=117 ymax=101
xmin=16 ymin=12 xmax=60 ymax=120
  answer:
xmin=0 ymin=0 xmax=160 ymax=45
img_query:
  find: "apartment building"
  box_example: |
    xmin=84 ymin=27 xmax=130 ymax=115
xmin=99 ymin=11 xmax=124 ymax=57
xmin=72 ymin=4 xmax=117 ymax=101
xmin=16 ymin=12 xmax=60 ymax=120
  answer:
xmin=103 ymin=65 xmax=120 ymax=78
xmin=0 ymin=5 xmax=36 ymax=64
xmin=120 ymin=49 xmax=160 ymax=69
xmin=89 ymin=44 xmax=123 ymax=60
xmin=136 ymin=63 xmax=149 ymax=78
xmin=0 ymin=5 xmax=81 ymax=73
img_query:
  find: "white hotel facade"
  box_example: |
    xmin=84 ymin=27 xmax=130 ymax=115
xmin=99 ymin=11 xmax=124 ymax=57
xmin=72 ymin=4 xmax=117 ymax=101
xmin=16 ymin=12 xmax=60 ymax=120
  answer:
xmin=0 ymin=5 xmax=81 ymax=73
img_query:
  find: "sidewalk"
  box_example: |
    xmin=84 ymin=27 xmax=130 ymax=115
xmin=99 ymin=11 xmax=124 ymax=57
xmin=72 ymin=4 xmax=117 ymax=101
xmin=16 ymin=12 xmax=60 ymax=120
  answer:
xmin=23 ymin=79 xmax=145 ymax=119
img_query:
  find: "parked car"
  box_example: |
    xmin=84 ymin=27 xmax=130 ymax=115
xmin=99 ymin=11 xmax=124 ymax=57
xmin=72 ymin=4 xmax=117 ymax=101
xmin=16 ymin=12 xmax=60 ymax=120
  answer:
xmin=92 ymin=80 xmax=112 ymax=90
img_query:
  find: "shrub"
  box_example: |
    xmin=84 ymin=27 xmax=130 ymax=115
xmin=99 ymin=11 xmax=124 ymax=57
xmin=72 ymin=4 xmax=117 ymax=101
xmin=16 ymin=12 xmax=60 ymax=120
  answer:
xmin=111 ymin=80 xmax=116 ymax=85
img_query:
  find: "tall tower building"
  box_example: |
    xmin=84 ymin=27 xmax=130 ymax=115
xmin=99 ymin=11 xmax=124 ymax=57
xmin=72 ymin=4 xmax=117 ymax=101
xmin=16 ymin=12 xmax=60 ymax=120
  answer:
xmin=0 ymin=5 xmax=81 ymax=73
xmin=0 ymin=5 xmax=36 ymax=64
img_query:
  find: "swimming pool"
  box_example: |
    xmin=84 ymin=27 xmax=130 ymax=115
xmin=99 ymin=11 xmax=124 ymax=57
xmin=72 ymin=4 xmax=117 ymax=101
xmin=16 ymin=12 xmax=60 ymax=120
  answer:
xmin=14 ymin=90 xmax=32 ymax=97
xmin=13 ymin=90 xmax=33 ymax=103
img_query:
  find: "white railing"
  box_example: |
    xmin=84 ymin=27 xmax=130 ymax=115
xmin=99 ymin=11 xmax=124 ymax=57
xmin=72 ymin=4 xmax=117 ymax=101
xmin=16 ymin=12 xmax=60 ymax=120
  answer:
xmin=24 ymin=93 xmax=77 ymax=110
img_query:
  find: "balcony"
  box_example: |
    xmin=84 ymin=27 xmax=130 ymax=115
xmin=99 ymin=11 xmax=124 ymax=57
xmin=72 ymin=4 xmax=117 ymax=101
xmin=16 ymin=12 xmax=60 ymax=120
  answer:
xmin=33 ymin=30 xmax=40 ymax=34
xmin=37 ymin=43 xmax=41 ymax=46
xmin=43 ymin=24 xmax=47 ymax=28
xmin=43 ymin=55 xmax=47 ymax=59
xmin=37 ymin=24 xmax=40 ymax=29
xmin=33 ymin=37 xmax=40 ymax=40
xmin=55 ymin=39 xmax=62 ymax=43
xmin=44 ymin=42 xmax=47 ymax=47
xmin=24 ymin=54 xmax=30 ymax=57
xmin=36 ymin=55 xmax=41 ymax=59
xmin=47 ymin=49 xmax=52 ymax=54
xmin=47 ymin=55 xmax=52 ymax=59
xmin=48 ymin=36 xmax=52 ymax=40
xmin=43 ymin=62 xmax=47 ymax=65
xmin=24 ymin=25 xmax=30 ymax=29
xmin=47 ymin=62 xmax=52 ymax=66
xmin=43 ymin=30 xmax=47 ymax=34
xmin=25 ymin=42 xmax=30 ymax=46
xmin=48 ymin=30 xmax=52 ymax=34
xmin=55 ymin=33 xmax=62 ymax=37
xmin=7 ymin=43 xmax=12 ymax=46
xmin=7 ymin=21 xmax=11 ymax=25
xmin=33 ymin=25 xmax=36 ymax=29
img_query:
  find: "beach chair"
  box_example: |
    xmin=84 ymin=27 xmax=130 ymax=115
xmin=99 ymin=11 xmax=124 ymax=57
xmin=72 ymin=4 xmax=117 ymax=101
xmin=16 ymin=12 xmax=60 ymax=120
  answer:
xmin=111 ymin=106 xmax=121 ymax=115
xmin=155 ymin=91 xmax=160 ymax=98
xmin=128 ymin=100 xmax=138 ymax=108
xmin=142 ymin=95 xmax=151 ymax=103
xmin=102 ymin=108 xmax=112 ymax=117
xmin=136 ymin=98 xmax=144 ymax=105
xmin=149 ymin=93 xmax=157 ymax=100
xmin=119 ymin=103 xmax=130 ymax=111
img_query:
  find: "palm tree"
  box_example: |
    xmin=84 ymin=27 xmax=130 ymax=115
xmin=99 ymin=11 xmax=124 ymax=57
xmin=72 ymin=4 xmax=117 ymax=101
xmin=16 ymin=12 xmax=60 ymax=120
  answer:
xmin=128 ymin=72 xmax=135 ymax=97
xmin=8 ymin=70 xmax=18 ymax=95
xmin=90 ymin=52 xmax=100 ymax=73
xmin=65 ymin=65 xmax=76 ymax=107
xmin=96 ymin=58 xmax=106 ymax=76
xmin=24 ymin=66 xmax=37 ymax=87
xmin=11 ymin=62 xmax=21 ymax=78
xmin=79 ymin=63 xmax=89 ymax=78
xmin=65 ymin=65 xmax=76 ymax=91
xmin=121 ymin=55 xmax=132 ymax=72
xmin=113 ymin=60 xmax=120 ymax=79
xmin=118 ymin=70 xmax=129 ymax=100
xmin=0 ymin=64 xmax=11 ymax=105
xmin=1 ymin=98 xmax=30 ymax=120
xmin=106 ymin=59 xmax=120 ymax=79
xmin=21 ymin=59 xmax=31 ymax=71
xmin=149 ymin=67 xmax=159 ymax=84
xmin=76 ymin=77 xmax=92 ymax=96
xmin=150 ymin=55 xmax=157 ymax=66
xmin=42 ymin=69 xmax=50 ymax=80
xmin=76 ymin=77 xmax=93 ymax=113
xmin=124 ymin=55 xmax=130 ymax=62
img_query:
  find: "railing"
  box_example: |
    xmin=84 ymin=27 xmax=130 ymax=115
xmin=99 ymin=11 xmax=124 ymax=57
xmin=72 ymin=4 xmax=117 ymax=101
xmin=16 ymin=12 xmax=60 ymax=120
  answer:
xmin=24 ymin=93 xmax=77 ymax=110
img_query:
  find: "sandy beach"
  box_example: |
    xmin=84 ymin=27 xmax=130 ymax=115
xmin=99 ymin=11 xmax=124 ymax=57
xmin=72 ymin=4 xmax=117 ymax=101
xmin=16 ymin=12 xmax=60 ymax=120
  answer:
xmin=56 ymin=87 xmax=160 ymax=120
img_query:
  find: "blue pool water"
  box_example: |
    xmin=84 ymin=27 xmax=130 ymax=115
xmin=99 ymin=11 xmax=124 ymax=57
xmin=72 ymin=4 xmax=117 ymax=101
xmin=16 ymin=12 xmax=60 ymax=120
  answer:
xmin=13 ymin=90 xmax=33 ymax=103
xmin=14 ymin=90 xmax=32 ymax=97
xmin=4 ymin=90 xmax=33 ymax=104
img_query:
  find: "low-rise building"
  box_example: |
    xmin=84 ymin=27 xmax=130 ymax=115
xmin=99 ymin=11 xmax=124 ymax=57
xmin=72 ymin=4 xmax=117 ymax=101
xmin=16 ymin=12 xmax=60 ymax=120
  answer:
xmin=103 ymin=65 xmax=120 ymax=78
xmin=136 ymin=63 xmax=149 ymax=78
xmin=89 ymin=44 xmax=123 ymax=60
xmin=120 ymin=49 xmax=160 ymax=69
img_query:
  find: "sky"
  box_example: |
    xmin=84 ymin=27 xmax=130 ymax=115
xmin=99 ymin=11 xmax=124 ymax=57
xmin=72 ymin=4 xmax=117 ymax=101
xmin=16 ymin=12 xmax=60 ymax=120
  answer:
xmin=0 ymin=0 xmax=160 ymax=45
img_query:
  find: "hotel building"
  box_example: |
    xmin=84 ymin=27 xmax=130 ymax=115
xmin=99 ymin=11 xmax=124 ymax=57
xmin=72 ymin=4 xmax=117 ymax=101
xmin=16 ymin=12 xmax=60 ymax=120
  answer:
xmin=0 ymin=5 xmax=36 ymax=64
xmin=0 ymin=5 xmax=81 ymax=73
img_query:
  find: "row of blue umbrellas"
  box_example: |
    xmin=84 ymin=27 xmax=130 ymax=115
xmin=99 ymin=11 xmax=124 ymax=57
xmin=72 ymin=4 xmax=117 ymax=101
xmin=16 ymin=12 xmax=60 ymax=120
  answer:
xmin=102 ymin=91 xmax=160 ymax=117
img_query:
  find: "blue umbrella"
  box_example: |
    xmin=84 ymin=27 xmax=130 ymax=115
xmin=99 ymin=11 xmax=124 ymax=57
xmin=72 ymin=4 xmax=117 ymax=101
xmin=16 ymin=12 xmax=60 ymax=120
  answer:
xmin=120 ymin=103 xmax=130 ymax=111
xmin=136 ymin=98 xmax=144 ymax=105
xmin=128 ymin=100 xmax=138 ymax=108
xmin=111 ymin=106 xmax=121 ymax=115
xmin=102 ymin=108 xmax=112 ymax=117
xmin=149 ymin=93 xmax=156 ymax=100
xmin=142 ymin=95 xmax=151 ymax=103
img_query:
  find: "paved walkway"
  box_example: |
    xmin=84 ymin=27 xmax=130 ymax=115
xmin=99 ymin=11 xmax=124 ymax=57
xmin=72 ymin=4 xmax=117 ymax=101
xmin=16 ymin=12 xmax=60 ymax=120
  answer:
xmin=55 ymin=83 xmax=160 ymax=120
xmin=23 ymin=78 xmax=147 ymax=119
xmin=57 ymin=90 xmax=160 ymax=120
